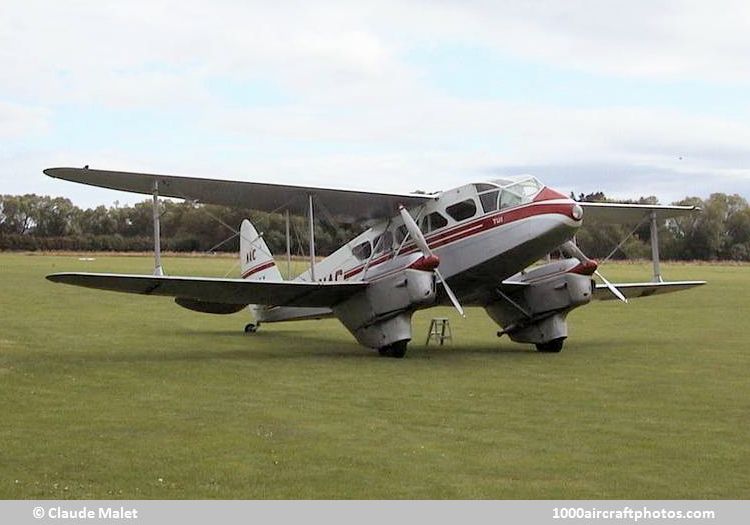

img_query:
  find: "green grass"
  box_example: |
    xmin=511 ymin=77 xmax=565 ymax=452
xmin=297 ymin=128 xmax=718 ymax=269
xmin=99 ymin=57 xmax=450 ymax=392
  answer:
xmin=0 ymin=253 xmax=748 ymax=499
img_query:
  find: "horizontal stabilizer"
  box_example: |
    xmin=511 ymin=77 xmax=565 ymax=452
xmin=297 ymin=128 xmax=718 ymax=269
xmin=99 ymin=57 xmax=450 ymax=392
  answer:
xmin=579 ymin=202 xmax=699 ymax=223
xmin=47 ymin=272 xmax=366 ymax=308
xmin=593 ymin=280 xmax=706 ymax=301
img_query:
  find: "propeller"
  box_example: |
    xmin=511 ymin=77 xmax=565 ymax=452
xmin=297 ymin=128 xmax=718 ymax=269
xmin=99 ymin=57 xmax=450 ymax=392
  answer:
xmin=399 ymin=206 xmax=465 ymax=317
xmin=561 ymin=240 xmax=628 ymax=303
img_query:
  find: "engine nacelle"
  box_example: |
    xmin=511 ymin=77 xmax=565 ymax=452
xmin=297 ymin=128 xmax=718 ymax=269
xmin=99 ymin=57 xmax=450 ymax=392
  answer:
xmin=485 ymin=259 xmax=594 ymax=345
xmin=333 ymin=269 xmax=436 ymax=349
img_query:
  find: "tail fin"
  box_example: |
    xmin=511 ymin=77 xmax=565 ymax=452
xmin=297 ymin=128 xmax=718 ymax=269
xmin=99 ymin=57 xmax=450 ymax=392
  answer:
xmin=240 ymin=219 xmax=283 ymax=281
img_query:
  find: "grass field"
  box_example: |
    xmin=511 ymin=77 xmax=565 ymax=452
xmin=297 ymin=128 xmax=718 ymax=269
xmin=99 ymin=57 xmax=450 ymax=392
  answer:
xmin=0 ymin=253 xmax=748 ymax=499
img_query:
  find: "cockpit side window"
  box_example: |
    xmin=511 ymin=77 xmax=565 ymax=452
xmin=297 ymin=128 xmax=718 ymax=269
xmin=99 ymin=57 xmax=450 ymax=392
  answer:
xmin=420 ymin=212 xmax=448 ymax=234
xmin=499 ymin=178 xmax=542 ymax=209
xmin=509 ymin=179 xmax=543 ymax=198
xmin=499 ymin=190 xmax=523 ymax=209
xmin=352 ymin=240 xmax=372 ymax=260
xmin=446 ymin=199 xmax=477 ymax=222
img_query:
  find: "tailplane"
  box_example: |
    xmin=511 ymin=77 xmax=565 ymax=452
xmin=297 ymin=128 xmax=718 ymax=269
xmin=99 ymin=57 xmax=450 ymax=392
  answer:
xmin=240 ymin=219 xmax=282 ymax=281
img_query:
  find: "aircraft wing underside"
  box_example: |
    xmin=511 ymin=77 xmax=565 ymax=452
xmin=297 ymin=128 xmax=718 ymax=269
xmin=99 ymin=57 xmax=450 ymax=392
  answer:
xmin=578 ymin=202 xmax=699 ymax=223
xmin=593 ymin=280 xmax=706 ymax=300
xmin=46 ymin=272 xmax=367 ymax=308
xmin=44 ymin=167 xmax=435 ymax=222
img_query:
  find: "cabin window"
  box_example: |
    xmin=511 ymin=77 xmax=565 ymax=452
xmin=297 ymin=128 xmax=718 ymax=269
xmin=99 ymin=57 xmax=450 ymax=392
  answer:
xmin=373 ymin=231 xmax=393 ymax=254
xmin=394 ymin=225 xmax=408 ymax=245
xmin=352 ymin=240 xmax=372 ymax=260
xmin=420 ymin=212 xmax=448 ymax=233
xmin=479 ymin=191 xmax=499 ymax=213
xmin=446 ymin=199 xmax=477 ymax=222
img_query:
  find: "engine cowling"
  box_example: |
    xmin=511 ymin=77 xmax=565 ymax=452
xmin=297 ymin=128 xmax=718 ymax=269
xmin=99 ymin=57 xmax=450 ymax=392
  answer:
xmin=333 ymin=268 xmax=436 ymax=349
xmin=485 ymin=259 xmax=594 ymax=345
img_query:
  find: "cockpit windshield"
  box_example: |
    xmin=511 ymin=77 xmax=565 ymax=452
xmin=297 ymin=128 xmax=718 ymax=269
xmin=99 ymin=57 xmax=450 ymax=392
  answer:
xmin=474 ymin=176 xmax=543 ymax=213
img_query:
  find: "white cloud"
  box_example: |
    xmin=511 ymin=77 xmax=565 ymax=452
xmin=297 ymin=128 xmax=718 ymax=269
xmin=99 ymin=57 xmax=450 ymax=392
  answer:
xmin=2 ymin=0 xmax=750 ymax=206
xmin=0 ymin=101 xmax=49 ymax=138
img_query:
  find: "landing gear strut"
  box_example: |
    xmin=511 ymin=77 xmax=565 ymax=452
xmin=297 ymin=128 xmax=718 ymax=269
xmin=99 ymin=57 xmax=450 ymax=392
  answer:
xmin=535 ymin=337 xmax=565 ymax=353
xmin=244 ymin=323 xmax=260 ymax=334
xmin=378 ymin=340 xmax=408 ymax=358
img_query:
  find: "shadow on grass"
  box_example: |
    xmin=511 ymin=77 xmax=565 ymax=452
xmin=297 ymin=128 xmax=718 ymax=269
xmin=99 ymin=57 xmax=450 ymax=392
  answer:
xmin=30 ymin=326 xmax=634 ymax=365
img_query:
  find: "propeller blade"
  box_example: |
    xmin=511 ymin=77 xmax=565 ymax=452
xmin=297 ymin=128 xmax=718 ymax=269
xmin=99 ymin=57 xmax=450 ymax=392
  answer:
xmin=399 ymin=205 xmax=465 ymax=317
xmin=594 ymin=270 xmax=629 ymax=303
xmin=436 ymin=269 xmax=466 ymax=318
xmin=561 ymin=241 xmax=628 ymax=303
xmin=561 ymin=240 xmax=587 ymax=261
xmin=398 ymin=205 xmax=433 ymax=257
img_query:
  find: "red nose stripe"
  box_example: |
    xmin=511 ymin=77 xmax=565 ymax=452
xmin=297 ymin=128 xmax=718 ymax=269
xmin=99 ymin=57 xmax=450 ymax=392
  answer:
xmin=533 ymin=187 xmax=568 ymax=202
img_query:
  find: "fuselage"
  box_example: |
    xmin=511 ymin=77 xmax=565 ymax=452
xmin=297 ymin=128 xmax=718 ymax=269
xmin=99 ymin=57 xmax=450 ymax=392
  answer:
xmin=296 ymin=176 xmax=583 ymax=306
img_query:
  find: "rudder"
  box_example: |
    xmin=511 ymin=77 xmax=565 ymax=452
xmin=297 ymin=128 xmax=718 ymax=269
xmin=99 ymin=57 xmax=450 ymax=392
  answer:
xmin=240 ymin=219 xmax=283 ymax=281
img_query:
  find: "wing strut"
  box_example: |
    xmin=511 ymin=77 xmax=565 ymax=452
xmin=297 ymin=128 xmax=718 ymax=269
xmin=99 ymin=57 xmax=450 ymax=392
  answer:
xmin=308 ymin=194 xmax=316 ymax=281
xmin=285 ymin=209 xmax=292 ymax=279
xmin=649 ymin=211 xmax=662 ymax=282
xmin=152 ymin=179 xmax=164 ymax=276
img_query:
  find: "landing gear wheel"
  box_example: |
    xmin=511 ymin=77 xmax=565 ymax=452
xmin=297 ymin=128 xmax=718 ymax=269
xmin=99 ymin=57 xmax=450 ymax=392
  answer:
xmin=377 ymin=340 xmax=408 ymax=358
xmin=535 ymin=338 xmax=565 ymax=353
xmin=244 ymin=323 xmax=259 ymax=334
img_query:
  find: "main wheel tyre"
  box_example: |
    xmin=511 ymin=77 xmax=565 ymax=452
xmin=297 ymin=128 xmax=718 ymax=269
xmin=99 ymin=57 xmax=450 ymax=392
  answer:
xmin=535 ymin=337 xmax=565 ymax=353
xmin=244 ymin=323 xmax=259 ymax=334
xmin=378 ymin=340 xmax=408 ymax=358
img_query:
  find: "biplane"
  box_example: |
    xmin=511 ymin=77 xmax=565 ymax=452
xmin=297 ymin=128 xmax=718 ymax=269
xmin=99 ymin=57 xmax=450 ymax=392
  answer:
xmin=45 ymin=167 xmax=705 ymax=357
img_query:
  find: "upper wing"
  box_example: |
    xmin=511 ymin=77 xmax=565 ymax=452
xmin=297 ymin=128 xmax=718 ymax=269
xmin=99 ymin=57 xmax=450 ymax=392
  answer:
xmin=46 ymin=272 xmax=366 ymax=308
xmin=44 ymin=167 xmax=435 ymax=222
xmin=579 ymin=202 xmax=699 ymax=224
xmin=593 ymin=280 xmax=706 ymax=301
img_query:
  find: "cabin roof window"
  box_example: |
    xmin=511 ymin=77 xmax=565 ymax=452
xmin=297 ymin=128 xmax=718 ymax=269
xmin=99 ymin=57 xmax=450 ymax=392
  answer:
xmin=446 ymin=199 xmax=477 ymax=222
xmin=352 ymin=240 xmax=372 ymax=261
xmin=420 ymin=211 xmax=448 ymax=234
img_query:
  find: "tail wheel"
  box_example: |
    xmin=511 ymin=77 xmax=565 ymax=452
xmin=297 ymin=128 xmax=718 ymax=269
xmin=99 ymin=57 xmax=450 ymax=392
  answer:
xmin=244 ymin=323 xmax=259 ymax=334
xmin=535 ymin=337 xmax=565 ymax=353
xmin=378 ymin=340 xmax=408 ymax=358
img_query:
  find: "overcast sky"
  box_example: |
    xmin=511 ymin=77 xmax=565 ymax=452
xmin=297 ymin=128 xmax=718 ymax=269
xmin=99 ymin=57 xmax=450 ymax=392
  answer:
xmin=2 ymin=0 xmax=750 ymax=207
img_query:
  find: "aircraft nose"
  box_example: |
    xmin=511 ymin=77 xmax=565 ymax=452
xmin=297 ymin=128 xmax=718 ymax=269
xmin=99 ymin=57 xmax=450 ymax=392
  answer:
xmin=530 ymin=185 xmax=583 ymax=224
xmin=571 ymin=202 xmax=584 ymax=220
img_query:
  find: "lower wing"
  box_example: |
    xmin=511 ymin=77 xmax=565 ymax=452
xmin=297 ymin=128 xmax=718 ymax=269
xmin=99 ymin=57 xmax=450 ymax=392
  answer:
xmin=46 ymin=272 xmax=366 ymax=309
xmin=593 ymin=280 xmax=706 ymax=301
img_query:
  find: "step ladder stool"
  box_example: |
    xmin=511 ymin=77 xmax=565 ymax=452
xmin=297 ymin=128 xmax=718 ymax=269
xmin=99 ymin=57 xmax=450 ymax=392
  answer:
xmin=426 ymin=318 xmax=453 ymax=346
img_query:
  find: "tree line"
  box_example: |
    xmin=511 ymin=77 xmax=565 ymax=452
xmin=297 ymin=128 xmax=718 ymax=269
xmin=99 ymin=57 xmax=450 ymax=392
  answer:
xmin=572 ymin=192 xmax=750 ymax=261
xmin=1 ymin=192 xmax=749 ymax=260
xmin=0 ymin=194 xmax=361 ymax=255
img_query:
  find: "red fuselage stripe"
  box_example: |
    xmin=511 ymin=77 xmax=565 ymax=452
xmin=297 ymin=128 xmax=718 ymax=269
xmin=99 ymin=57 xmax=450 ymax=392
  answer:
xmin=342 ymin=201 xmax=573 ymax=280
